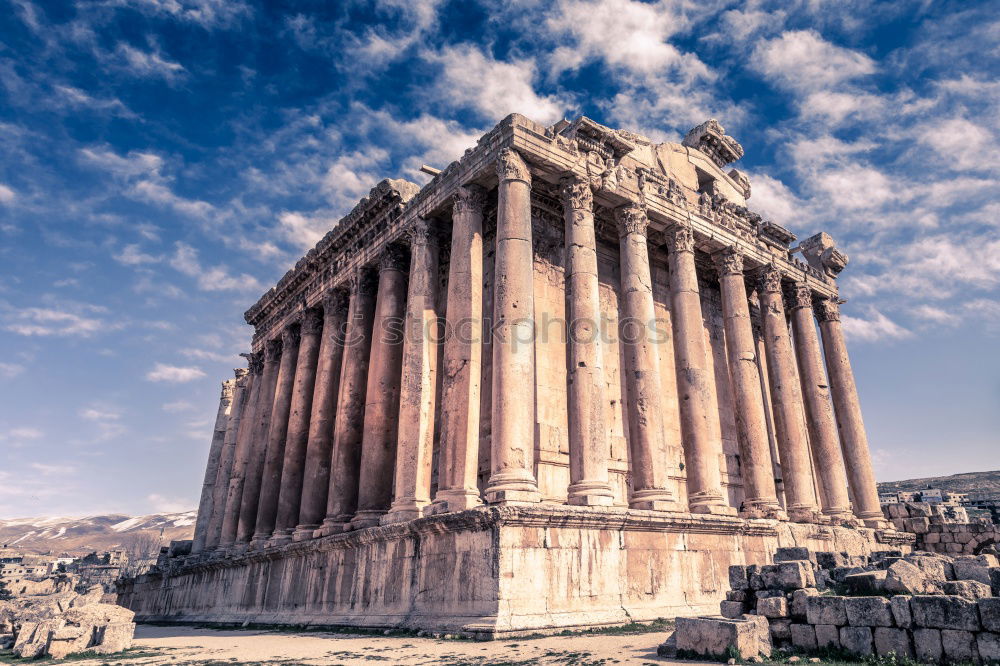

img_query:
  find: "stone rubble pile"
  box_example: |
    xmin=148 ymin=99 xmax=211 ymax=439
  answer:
xmin=663 ymin=546 xmax=1000 ymax=662
xmin=0 ymin=584 xmax=135 ymax=659
xmin=884 ymin=502 xmax=1000 ymax=557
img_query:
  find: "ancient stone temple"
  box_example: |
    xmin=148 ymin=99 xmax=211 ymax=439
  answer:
xmin=118 ymin=114 xmax=913 ymax=636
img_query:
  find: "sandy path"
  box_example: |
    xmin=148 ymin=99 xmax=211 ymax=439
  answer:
xmin=67 ymin=624 xmax=714 ymax=665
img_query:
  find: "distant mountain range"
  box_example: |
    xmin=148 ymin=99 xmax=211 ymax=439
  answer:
xmin=0 ymin=511 xmax=196 ymax=556
xmin=877 ymin=470 xmax=1000 ymax=496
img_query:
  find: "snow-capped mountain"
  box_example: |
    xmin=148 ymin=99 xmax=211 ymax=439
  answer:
xmin=0 ymin=511 xmax=196 ymax=555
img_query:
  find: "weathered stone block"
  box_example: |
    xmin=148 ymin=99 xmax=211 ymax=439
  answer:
xmin=840 ymin=626 xmax=874 ymax=656
xmin=807 ymin=596 xmax=847 ymax=626
xmin=675 ymin=616 xmax=768 ymax=660
xmin=790 ymin=623 xmax=817 ymax=651
xmin=790 ymin=588 xmax=818 ymax=619
xmin=977 ymin=631 xmax=1000 ymax=663
xmin=845 ymin=596 xmax=894 ymax=627
xmin=942 ymin=579 xmax=993 ymax=600
xmin=843 ymin=570 xmax=887 ymax=594
xmin=873 ymin=627 xmax=913 ymax=658
xmin=890 ymin=595 xmax=912 ymax=629
xmin=720 ymin=601 xmax=745 ymax=619
xmin=979 ymin=598 xmax=1000 ymax=632
xmin=726 ymin=590 xmax=748 ymax=602
xmin=747 ymin=564 xmax=764 ymax=590
xmin=941 ymin=629 xmax=978 ymax=662
xmin=911 ymin=595 xmax=981 ymax=630
xmin=757 ymin=596 xmax=788 ymax=619
xmin=990 ymin=567 xmax=1000 ymax=596
xmin=914 ymin=628 xmax=943 ymax=662
xmin=775 ymin=547 xmax=814 ymax=564
xmin=885 ymin=560 xmax=933 ymax=595
xmin=905 ymin=554 xmax=949 ymax=582
xmin=954 ymin=558 xmax=992 ymax=585
xmin=814 ymin=624 xmax=840 ymax=650
xmin=815 ymin=552 xmax=848 ymax=570
xmin=729 ymin=565 xmax=749 ymax=591
xmin=903 ymin=517 xmax=930 ymax=534
xmin=762 ymin=561 xmax=814 ymax=590
xmin=770 ymin=618 xmax=791 ymax=642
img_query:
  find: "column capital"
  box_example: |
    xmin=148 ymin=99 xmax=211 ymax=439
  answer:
xmin=300 ymin=307 xmax=323 ymax=336
xmin=263 ymin=338 xmax=283 ymax=363
xmin=784 ymin=282 xmax=814 ymax=311
xmin=246 ymin=351 xmax=263 ymax=375
xmin=559 ymin=174 xmax=593 ymax=210
xmin=496 ymin=147 xmax=531 ymax=184
xmin=452 ymin=184 xmax=487 ymax=214
xmin=665 ymin=223 xmax=694 ymax=254
xmin=234 ymin=367 xmax=249 ymax=380
xmin=322 ymin=288 xmax=349 ymax=314
xmin=713 ymin=246 xmax=744 ymax=276
xmin=406 ymin=217 xmax=438 ymax=247
xmin=614 ymin=204 xmax=648 ymax=237
xmin=349 ymin=268 xmax=379 ymax=297
xmin=815 ymin=296 xmax=842 ymax=322
xmin=755 ymin=263 xmax=784 ymax=294
xmin=221 ymin=378 xmax=236 ymax=400
xmin=281 ymin=323 xmax=301 ymax=347
xmin=379 ymin=244 xmax=409 ymax=273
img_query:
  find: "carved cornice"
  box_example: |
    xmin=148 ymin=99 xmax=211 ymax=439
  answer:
xmin=665 ymin=224 xmax=695 ymax=254
xmin=559 ymin=174 xmax=593 ymax=211
xmin=682 ymin=119 xmax=744 ymax=167
xmin=263 ymin=339 xmax=283 ymax=364
xmin=814 ymin=297 xmax=842 ymax=323
xmin=379 ymin=244 xmax=409 ymax=273
xmin=300 ymin=307 xmax=323 ymax=336
xmin=452 ymin=184 xmax=487 ymax=216
xmin=756 ymin=264 xmax=783 ymax=294
xmin=713 ymin=246 xmax=744 ymax=276
xmin=614 ymin=204 xmax=648 ymax=238
xmin=785 ymin=283 xmax=814 ymax=311
xmin=496 ymin=147 xmax=531 ymax=184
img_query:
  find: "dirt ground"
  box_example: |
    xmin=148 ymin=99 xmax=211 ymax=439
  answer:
xmin=67 ymin=623 xmax=712 ymax=665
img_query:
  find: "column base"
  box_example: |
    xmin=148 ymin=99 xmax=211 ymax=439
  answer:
xmin=291 ymin=524 xmax=319 ymax=542
xmin=431 ymin=489 xmax=483 ymax=513
xmin=248 ymin=535 xmax=271 ymax=550
xmin=268 ymin=529 xmax=294 ymax=547
xmin=485 ymin=471 xmax=541 ymax=505
xmin=627 ymin=488 xmax=676 ymax=511
xmin=350 ymin=509 xmax=386 ymax=529
xmin=688 ymin=490 xmax=736 ymax=515
xmin=381 ymin=498 xmax=431 ymax=525
xmin=787 ymin=505 xmax=822 ymax=524
xmin=568 ymin=481 xmax=615 ymax=507
xmin=856 ymin=511 xmax=888 ymax=529
xmin=740 ymin=498 xmax=787 ymax=520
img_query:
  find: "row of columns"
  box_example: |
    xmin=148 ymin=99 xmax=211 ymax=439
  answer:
xmin=191 ymin=148 xmax=886 ymax=555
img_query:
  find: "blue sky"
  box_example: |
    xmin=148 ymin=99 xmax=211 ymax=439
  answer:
xmin=0 ymin=0 xmax=997 ymax=519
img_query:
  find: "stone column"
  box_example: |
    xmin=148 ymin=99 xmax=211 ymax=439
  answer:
xmin=317 ymin=271 xmax=378 ymax=536
xmin=191 ymin=376 xmax=237 ymax=554
xmin=816 ymin=297 xmax=885 ymax=527
xmin=350 ymin=247 xmax=409 ymax=529
xmin=560 ymin=175 xmax=613 ymax=506
xmin=385 ymin=220 xmax=440 ymax=524
xmin=204 ymin=367 xmax=250 ymax=551
xmin=293 ymin=289 xmax=349 ymax=541
xmin=250 ymin=325 xmax=300 ymax=546
xmin=787 ymin=283 xmax=853 ymax=521
xmin=755 ymin=266 xmax=819 ymax=523
xmin=714 ymin=247 xmax=783 ymax=518
xmin=615 ymin=204 xmax=673 ymax=510
xmin=485 ymin=148 xmax=540 ymax=505
xmin=271 ymin=308 xmax=323 ymax=544
xmin=218 ymin=355 xmax=261 ymax=549
xmin=236 ymin=339 xmax=282 ymax=544
xmin=665 ymin=224 xmax=730 ymax=514
xmin=433 ymin=185 xmax=486 ymax=512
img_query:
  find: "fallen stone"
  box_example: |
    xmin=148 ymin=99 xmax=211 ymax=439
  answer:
xmin=913 ymin=628 xmax=943 ymax=663
xmin=675 ymin=616 xmax=769 ymax=660
xmin=890 ymin=595 xmax=912 ymax=629
xmin=762 ymin=561 xmax=814 ymax=591
xmin=941 ymin=629 xmax=978 ymax=662
xmin=729 ymin=565 xmax=749 ymax=591
xmin=815 ymin=552 xmax=849 ymax=570
xmin=774 ymin=547 xmax=815 ymax=564
xmin=757 ymin=596 xmax=788 ymax=619
xmin=726 ymin=590 xmax=748 ymax=602
xmin=954 ymin=558 xmax=992 ymax=585
xmin=790 ymin=624 xmax=816 ymax=651
xmin=769 ymin=619 xmax=791 ymax=643
xmin=807 ymin=596 xmax=847 ymax=626
xmin=845 ymin=596 xmax=894 ymax=627
xmin=977 ymin=631 xmax=1000 ymax=663
xmin=843 ymin=570 xmax=887 ymax=594
xmin=990 ymin=567 xmax=1000 ymax=596
xmin=980 ymin=597 xmax=1000 ymax=632
xmin=814 ymin=624 xmax=839 ymax=650
xmin=874 ymin=627 xmax=913 ymax=658
xmin=885 ymin=560 xmax=933 ymax=595
xmin=941 ymin=579 xmax=993 ymax=600
xmin=789 ymin=588 xmax=818 ymax=619
xmin=721 ymin=601 xmax=745 ymax=619
xmin=904 ymin=554 xmax=949 ymax=582
xmin=840 ymin=626 xmax=874 ymax=656
xmin=911 ymin=595 xmax=981 ymax=631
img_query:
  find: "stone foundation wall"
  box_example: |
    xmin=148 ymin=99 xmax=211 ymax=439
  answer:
xmin=883 ymin=502 xmax=1000 ymax=556
xmin=118 ymin=506 xmax=909 ymax=638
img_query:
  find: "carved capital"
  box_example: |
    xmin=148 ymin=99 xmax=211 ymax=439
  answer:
xmin=452 ymin=184 xmax=487 ymax=215
xmin=784 ymin=283 xmax=813 ymax=311
xmin=263 ymin=338 xmax=283 ymax=363
xmin=665 ymin=224 xmax=694 ymax=254
xmin=234 ymin=367 xmax=249 ymax=380
xmin=323 ymin=288 xmax=349 ymax=315
xmin=247 ymin=352 xmax=263 ymax=375
xmin=496 ymin=148 xmax=531 ymax=184
xmin=300 ymin=307 xmax=323 ymax=336
xmin=350 ymin=268 xmax=378 ymax=297
xmin=221 ymin=379 xmax=236 ymax=400
xmin=814 ymin=297 xmax=841 ymax=322
xmin=614 ymin=204 xmax=648 ymax=238
xmin=756 ymin=264 xmax=784 ymax=294
xmin=559 ymin=175 xmax=593 ymax=211
xmin=406 ymin=217 xmax=437 ymax=247
xmin=713 ymin=246 xmax=744 ymax=276
xmin=379 ymin=244 xmax=409 ymax=273
xmin=281 ymin=324 xmax=300 ymax=348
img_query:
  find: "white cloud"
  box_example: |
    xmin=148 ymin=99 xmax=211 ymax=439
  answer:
xmin=147 ymin=493 xmax=192 ymax=513
xmin=2 ymin=426 xmax=43 ymax=441
xmin=181 ymin=347 xmax=240 ymax=363
xmin=109 ymin=0 xmax=252 ymax=29
xmin=744 ymin=173 xmax=802 ymax=226
xmin=146 ymin=362 xmax=206 ymax=382
xmin=132 ymin=180 xmax=215 ymax=219
xmin=4 ymin=305 xmax=117 ymax=337
xmin=30 ymin=462 xmax=74 ymax=476
xmin=114 ymin=43 xmax=187 ymax=82
xmin=168 ymin=242 xmax=262 ymax=292
xmin=751 ymin=30 xmax=875 ymax=93
xmin=0 ymin=183 xmax=15 ymax=203
xmin=841 ymin=309 xmax=913 ymax=343
xmin=0 ymin=362 xmax=25 ymax=378
xmin=114 ymin=243 xmax=161 ymax=265
xmin=80 ymin=147 xmax=164 ymax=178
xmin=79 ymin=407 xmax=121 ymax=422
xmin=162 ymin=400 xmax=196 ymax=412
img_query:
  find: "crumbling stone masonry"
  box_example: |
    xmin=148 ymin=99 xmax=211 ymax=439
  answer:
xmin=119 ymin=114 xmax=910 ymax=636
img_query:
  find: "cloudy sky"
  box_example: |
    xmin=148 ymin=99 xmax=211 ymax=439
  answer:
xmin=0 ymin=0 xmax=997 ymax=519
